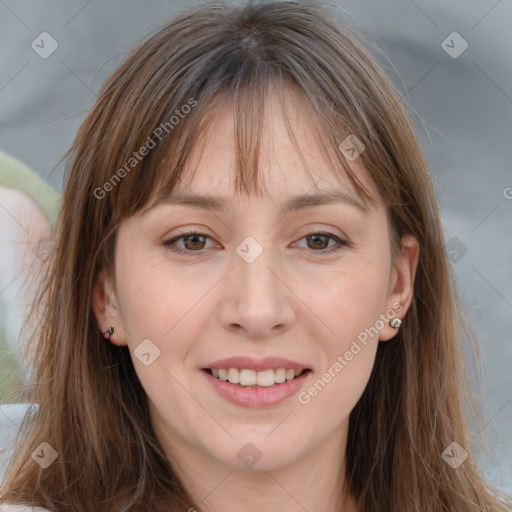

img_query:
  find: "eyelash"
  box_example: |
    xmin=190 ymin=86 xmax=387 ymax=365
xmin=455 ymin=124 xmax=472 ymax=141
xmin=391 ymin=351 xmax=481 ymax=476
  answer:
xmin=163 ymin=230 xmax=350 ymax=255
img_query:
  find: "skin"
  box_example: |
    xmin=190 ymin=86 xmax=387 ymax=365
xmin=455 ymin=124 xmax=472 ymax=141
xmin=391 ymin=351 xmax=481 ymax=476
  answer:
xmin=93 ymin=92 xmax=419 ymax=512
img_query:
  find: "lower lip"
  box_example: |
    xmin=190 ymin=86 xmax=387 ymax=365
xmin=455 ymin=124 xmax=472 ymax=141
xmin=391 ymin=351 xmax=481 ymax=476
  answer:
xmin=201 ymin=369 xmax=311 ymax=408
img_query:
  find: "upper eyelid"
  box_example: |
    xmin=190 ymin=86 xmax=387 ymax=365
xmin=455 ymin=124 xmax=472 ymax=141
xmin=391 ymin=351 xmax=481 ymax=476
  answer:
xmin=164 ymin=223 xmax=349 ymax=239
xmin=164 ymin=228 xmax=346 ymax=241
xmin=164 ymin=230 xmax=349 ymax=250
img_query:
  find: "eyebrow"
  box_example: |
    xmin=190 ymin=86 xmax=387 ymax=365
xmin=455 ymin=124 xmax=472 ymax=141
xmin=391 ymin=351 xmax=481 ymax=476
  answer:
xmin=157 ymin=190 xmax=369 ymax=215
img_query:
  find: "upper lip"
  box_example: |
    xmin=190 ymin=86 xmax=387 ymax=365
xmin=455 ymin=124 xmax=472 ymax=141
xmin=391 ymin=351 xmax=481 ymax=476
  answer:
xmin=203 ymin=356 xmax=311 ymax=372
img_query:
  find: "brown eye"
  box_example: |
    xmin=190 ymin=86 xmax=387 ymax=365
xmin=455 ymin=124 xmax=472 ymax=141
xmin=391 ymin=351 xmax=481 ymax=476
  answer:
xmin=306 ymin=234 xmax=330 ymax=250
xmin=163 ymin=232 xmax=214 ymax=254
xmin=164 ymin=231 xmax=349 ymax=256
xmin=181 ymin=234 xmax=207 ymax=251
xmin=296 ymin=232 xmax=349 ymax=254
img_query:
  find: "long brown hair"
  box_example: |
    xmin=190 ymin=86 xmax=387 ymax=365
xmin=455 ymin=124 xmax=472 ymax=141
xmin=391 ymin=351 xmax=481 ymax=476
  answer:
xmin=1 ymin=1 xmax=510 ymax=510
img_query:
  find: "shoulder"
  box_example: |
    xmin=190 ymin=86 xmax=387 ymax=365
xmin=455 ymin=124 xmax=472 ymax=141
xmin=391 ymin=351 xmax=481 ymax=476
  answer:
xmin=0 ymin=505 xmax=51 ymax=512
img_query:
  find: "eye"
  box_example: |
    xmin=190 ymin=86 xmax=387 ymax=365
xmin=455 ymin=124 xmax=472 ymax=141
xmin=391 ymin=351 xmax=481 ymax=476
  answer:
xmin=294 ymin=231 xmax=350 ymax=254
xmin=163 ymin=231 xmax=216 ymax=254
xmin=163 ymin=230 xmax=350 ymax=255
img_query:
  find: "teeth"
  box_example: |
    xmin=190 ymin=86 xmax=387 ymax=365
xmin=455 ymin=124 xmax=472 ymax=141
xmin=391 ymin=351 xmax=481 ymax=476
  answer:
xmin=209 ymin=367 xmax=306 ymax=386
xmin=274 ymin=368 xmax=286 ymax=383
xmin=239 ymin=369 xmax=256 ymax=386
xmin=256 ymin=369 xmax=275 ymax=387
xmin=227 ymin=368 xmax=240 ymax=384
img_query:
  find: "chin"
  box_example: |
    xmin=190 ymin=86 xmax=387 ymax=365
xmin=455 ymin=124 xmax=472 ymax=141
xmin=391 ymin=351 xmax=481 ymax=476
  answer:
xmin=208 ymin=433 xmax=305 ymax=472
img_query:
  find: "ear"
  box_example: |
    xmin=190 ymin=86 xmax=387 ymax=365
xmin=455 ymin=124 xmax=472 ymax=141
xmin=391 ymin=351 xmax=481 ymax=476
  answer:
xmin=92 ymin=267 xmax=127 ymax=346
xmin=379 ymin=234 xmax=420 ymax=341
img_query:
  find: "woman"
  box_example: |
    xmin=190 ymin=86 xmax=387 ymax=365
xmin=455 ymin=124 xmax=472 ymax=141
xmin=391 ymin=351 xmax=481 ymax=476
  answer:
xmin=1 ymin=1 xmax=510 ymax=510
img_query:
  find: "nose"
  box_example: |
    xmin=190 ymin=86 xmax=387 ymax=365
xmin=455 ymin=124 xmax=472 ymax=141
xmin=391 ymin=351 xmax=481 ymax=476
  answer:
xmin=218 ymin=242 xmax=296 ymax=339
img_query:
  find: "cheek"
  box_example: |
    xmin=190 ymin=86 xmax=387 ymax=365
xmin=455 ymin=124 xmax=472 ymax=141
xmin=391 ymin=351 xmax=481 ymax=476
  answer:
xmin=303 ymin=250 xmax=390 ymax=342
xmin=115 ymin=254 xmax=214 ymax=365
xmin=116 ymin=240 xmax=174 ymax=326
xmin=299 ymin=253 xmax=389 ymax=403
xmin=114 ymin=263 xmax=211 ymax=410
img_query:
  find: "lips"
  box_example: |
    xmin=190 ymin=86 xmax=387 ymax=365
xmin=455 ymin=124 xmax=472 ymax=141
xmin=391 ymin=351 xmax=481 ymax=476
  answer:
xmin=201 ymin=355 xmax=312 ymax=408
xmin=205 ymin=367 xmax=311 ymax=386
xmin=202 ymin=369 xmax=311 ymax=408
xmin=203 ymin=356 xmax=311 ymax=372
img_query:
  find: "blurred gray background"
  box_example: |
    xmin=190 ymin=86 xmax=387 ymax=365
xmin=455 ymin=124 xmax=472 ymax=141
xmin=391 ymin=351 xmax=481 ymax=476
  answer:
xmin=0 ymin=0 xmax=511 ymax=495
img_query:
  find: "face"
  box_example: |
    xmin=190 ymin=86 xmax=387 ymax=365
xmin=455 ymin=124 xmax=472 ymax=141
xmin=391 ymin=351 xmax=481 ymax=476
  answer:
xmin=94 ymin=92 xmax=419 ymax=476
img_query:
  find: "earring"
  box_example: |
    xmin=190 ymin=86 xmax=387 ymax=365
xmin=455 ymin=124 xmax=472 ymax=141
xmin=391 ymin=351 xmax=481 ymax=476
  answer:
xmin=389 ymin=318 xmax=402 ymax=330
xmin=103 ymin=326 xmax=115 ymax=339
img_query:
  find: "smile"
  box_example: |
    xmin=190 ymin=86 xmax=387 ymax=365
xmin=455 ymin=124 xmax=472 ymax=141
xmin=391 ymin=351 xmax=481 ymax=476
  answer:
xmin=205 ymin=367 xmax=310 ymax=387
xmin=201 ymin=368 xmax=312 ymax=408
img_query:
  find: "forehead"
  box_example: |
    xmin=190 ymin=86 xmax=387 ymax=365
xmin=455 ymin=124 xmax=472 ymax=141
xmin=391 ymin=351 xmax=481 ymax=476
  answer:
xmin=168 ymin=90 xmax=378 ymax=205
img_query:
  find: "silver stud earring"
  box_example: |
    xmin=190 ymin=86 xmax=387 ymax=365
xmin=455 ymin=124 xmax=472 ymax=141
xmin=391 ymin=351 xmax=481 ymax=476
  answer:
xmin=389 ymin=318 xmax=402 ymax=330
